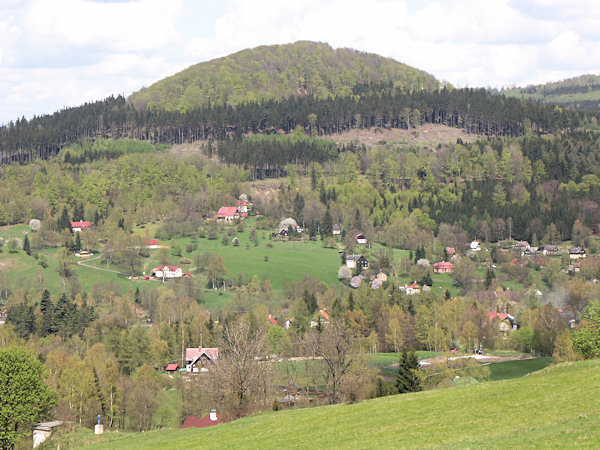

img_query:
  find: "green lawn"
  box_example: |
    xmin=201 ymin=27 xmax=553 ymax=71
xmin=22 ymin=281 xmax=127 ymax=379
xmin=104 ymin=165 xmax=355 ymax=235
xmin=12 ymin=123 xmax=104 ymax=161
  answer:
xmin=488 ymin=357 xmax=552 ymax=381
xmin=64 ymin=359 xmax=600 ymax=448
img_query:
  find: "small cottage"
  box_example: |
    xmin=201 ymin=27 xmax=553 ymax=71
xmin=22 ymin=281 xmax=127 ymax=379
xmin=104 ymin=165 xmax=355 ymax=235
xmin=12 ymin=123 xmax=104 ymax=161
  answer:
xmin=71 ymin=221 xmax=91 ymax=232
xmin=355 ymin=233 xmax=367 ymax=244
xmin=333 ymin=224 xmax=341 ymax=236
xmin=217 ymin=207 xmax=239 ymax=222
xmin=185 ymin=346 xmax=219 ymax=373
xmin=433 ymin=261 xmax=454 ymax=274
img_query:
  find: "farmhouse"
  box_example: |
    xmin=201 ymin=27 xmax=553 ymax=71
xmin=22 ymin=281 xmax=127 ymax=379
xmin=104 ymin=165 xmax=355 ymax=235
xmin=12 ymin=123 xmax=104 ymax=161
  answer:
xmin=237 ymin=200 xmax=248 ymax=218
xmin=542 ymin=245 xmax=558 ymax=256
xmin=153 ymin=265 xmax=183 ymax=280
xmin=333 ymin=224 xmax=341 ymax=236
xmin=71 ymin=221 xmax=91 ymax=232
xmin=143 ymin=239 xmax=159 ymax=249
xmin=523 ymin=246 xmax=539 ymax=257
xmin=399 ymin=281 xmax=420 ymax=295
xmin=185 ymin=346 xmax=219 ymax=373
xmin=346 ymin=254 xmax=369 ymax=270
xmin=355 ymin=233 xmax=367 ymax=244
xmin=570 ymin=247 xmax=587 ymax=259
xmin=217 ymin=206 xmax=239 ymax=222
xmin=433 ymin=261 xmax=454 ymax=274
xmin=488 ymin=312 xmax=517 ymax=336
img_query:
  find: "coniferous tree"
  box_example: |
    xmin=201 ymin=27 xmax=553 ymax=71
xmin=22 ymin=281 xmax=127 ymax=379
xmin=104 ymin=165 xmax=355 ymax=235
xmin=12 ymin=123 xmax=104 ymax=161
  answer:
xmin=395 ymin=350 xmax=422 ymax=394
xmin=321 ymin=209 xmax=333 ymax=237
xmin=58 ymin=207 xmax=71 ymax=232
xmin=40 ymin=289 xmax=54 ymax=336
xmin=23 ymin=234 xmax=30 ymax=255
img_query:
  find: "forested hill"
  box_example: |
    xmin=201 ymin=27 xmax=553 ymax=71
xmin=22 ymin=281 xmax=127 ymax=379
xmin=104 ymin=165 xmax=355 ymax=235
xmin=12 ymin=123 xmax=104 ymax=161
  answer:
xmin=501 ymin=74 xmax=600 ymax=111
xmin=128 ymin=41 xmax=441 ymax=112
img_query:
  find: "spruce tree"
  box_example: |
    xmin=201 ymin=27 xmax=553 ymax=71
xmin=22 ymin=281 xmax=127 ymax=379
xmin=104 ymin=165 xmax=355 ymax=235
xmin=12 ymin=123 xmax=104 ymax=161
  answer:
xmin=396 ymin=350 xmax=423 ymax=394
xmin=39 ymin=289 xmax=54 ymax=336
xmin=23 ymin=234 xmax=30 ymax=255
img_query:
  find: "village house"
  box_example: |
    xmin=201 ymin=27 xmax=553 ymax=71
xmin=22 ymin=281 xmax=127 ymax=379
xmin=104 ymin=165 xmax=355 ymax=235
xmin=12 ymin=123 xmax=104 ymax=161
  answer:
xmin=332 ymin=224 xmax=341 ymax=236
xmin=185 ymin=346 xmax=219 ymax=373
xmin=469 ymin=241 xmax=481 ymax=251
xmin=570 ymin=247 xmax=587 ymax=259
xmin=541 ymin=245 xmax=558 ymax=256
xmin=71 ymin=221 xmax=91 ymax=232
xmin=399 ymin=281 xmax=421 ymax=295
xmin=310 ymin=309 xmax=331 ymax=328
xmin=523 ymin=246 xmax=539 ymax=257
xmin=376 ymin=271 xmax=388 ymax=283
xmin=153 ymin=265 xmax=183 ymax=280
xmin=143 ymin=239 xmax=159 ymax=249
xmin=237 ymin=200 xmax=248 ymax=218
xmin=217 ymin=206 xmax=239 ymax=222
xmin=355 ymin=233 xmax=367 ymax=244
xmin=488 ymin=312 xmax=517 ymax=337
xmin=346 ymin=254 xmax=369 ymax=270
xmin=433 ymin=261 xmax=454 ymax=274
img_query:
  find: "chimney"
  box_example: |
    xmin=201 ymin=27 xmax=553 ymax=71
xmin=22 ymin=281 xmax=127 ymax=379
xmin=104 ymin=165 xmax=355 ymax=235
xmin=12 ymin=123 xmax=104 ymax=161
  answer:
xmin=209 ymin=409 xmax=217 ymax=421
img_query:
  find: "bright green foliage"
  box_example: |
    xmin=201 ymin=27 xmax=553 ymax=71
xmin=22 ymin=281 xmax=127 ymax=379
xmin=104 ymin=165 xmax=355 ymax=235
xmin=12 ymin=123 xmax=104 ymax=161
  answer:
xmin=395 ymin=350 xmax=422 ymax=394
xmin=129 ymin=41 xmax=440 ymax=112
xmin=0 ymin=347 xmax=57 ymax=449
xmin=573 ymin=300 xmax=600 ymax=358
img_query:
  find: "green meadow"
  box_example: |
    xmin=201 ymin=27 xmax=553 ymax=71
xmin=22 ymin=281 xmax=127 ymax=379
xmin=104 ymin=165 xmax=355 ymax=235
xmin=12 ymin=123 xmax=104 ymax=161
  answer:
xmin=48 ymin=359 xmax=600 ymax=449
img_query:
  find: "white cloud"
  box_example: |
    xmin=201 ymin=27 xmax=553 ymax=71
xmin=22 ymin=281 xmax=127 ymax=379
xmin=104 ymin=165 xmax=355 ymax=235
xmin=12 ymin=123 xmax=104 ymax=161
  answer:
xmin=1 ymin=0 xmax=600 ymax=123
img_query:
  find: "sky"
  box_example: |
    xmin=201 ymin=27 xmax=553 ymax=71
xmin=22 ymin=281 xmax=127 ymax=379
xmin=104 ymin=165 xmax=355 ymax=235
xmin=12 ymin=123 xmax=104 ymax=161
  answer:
xmin=1 ymin=0 xmax=600 ymax=124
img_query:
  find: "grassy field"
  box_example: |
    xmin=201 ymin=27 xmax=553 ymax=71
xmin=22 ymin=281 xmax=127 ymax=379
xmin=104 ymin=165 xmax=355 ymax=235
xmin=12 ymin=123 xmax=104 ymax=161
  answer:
xmin=51 ymin=359 xmax=600 ymax=448
xmin=488 ymin=357 xmax=552 ymax=381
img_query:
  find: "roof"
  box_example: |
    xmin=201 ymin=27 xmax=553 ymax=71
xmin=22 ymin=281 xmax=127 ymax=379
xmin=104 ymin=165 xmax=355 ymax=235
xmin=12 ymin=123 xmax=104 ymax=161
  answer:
xmin=333 ymin=224 xmax=341 ymax=230
xmin=71 ymin=221 xmax=91 ymax=228
xmin=570 ymin=247 xmax=586 ymax=253
xmin=143 ymin=239 xmax=158 ymax=246
xmin=355 ymin=233 xmax=366 ymax=239
xmin=433 ymin=261 xmax=454 ymax=269
xmin=218 ymin=206 xmax=239 ymax=218
xmin=347 ymin=254 xmax=367 ymax=261
xmin=320 ymin=309 xmax=330 ymax=320
xmin=515 ymin=241 xmax=530 ymax=247
xmin=166 ymin=363 xmax=179 ymax=371
xmin=181 ymin=414 xmax=226 ymax=428
xmin=488 ymin=312 xmax=509 ymax=321
xmin=543 ymin=245 xmax=558 ymax=250
xmin=154 ymin=265 xmax=180 ymax=272
xmin=445 ymin=247 xmax=456 ymax=254
xmin=186 ymin=347 xmax=219 ymax=362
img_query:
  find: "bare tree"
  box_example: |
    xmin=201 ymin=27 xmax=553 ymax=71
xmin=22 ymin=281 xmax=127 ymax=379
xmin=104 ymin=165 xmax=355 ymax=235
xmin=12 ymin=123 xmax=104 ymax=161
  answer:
xmin=311 ymin=320 xmax=357 ymax=404
xmin=212 ymin=318 xmax=268 ymax=417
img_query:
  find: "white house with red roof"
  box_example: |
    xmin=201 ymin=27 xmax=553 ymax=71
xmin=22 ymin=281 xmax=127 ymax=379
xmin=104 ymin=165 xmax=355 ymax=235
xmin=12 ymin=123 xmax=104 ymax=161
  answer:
xmin=153 ymin=265 xmax=182 ymax=280
xmin=143 ymin=239 xmax=159 ymax=249
xmin=185 ymin=346 xmax=219 ymax=373
xmin=399 ymin=281 xmax=421 ymax=295
xmin=71 ymin=221 xmax=91 ymax=232
xmin=355 ymin=233 xmax=367 ymax=244
xmin=237 ymin=200 xmax=248 ymax=218
xmin=217 ymin=206 xmax=240 ymax=222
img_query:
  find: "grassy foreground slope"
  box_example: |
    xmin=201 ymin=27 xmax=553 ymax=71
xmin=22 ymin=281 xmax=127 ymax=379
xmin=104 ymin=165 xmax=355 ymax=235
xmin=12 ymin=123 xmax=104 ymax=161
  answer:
xmin=83 ymin=360 xmax=600 ymax=449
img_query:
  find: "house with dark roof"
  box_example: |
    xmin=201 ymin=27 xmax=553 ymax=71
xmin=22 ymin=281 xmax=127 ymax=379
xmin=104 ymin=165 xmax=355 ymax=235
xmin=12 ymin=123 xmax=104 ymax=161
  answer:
xmin=542 ymin=245 xmax=558 ymax=256
xmin=332 ymin=224 xmax=341 ymax=236
xmin=570 ymin=247 xmax=587 ymax=259
xmin=185 ymin=346 xmax=219 ymax=373
xmin=355 ymin=233 xmax=367 ymax=244
xmin=346 ymin=254 xmax=369 ymax=270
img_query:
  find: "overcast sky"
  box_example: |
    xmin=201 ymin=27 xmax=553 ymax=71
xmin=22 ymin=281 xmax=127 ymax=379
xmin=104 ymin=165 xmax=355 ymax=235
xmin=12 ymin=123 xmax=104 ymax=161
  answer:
xmin=1 ymin=0 xmax=599 ymax=124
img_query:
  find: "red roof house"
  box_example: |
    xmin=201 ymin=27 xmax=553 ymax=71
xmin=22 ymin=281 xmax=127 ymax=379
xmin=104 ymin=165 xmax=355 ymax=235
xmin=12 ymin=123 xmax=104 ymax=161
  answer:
xmin=217 ymin=206 xmax=240 ymax=222
xmin=320 ymin=309 xmax=330 ymax=321
xmin=181 ymin=410 xmax=227 ymax=428
xmin=143 ymin=239 xmax=158 ymax=248
xmin=433 ymin=261 xmax=454 ymax=274
xmin=71 ymin=221 xmax=91 ymax=231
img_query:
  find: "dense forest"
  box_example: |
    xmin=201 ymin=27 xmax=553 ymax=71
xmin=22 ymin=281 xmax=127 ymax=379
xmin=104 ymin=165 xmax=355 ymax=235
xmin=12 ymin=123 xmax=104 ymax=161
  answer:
xmin=0 ymin=85 xmax=594 ymax=165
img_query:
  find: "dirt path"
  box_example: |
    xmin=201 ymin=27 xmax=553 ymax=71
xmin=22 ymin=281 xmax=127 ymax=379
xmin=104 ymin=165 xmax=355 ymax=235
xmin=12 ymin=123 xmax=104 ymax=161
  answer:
xmin=76 ymin=254 xmax=125 ymax=275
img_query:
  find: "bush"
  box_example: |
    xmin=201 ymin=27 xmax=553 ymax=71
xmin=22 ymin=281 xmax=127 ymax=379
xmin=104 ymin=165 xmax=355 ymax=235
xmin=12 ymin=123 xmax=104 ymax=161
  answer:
xmin=186 ymin=242 xmax=198 ymax=253
xmin=180 ymin=257 xmax=192 ymax=265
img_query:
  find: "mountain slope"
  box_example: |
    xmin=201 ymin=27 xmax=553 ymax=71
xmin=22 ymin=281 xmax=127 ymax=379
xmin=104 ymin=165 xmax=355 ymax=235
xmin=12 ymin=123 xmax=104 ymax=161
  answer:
xmin=77 ymin=360 xmax=600 ymax=448
xmin=128 ymin=41 xmax=441 ymax=112
xmin=502 ymin=74 xmax=600 ymax=111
